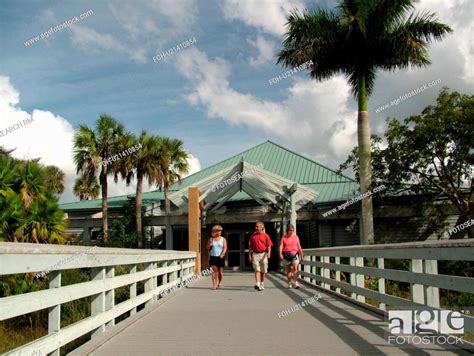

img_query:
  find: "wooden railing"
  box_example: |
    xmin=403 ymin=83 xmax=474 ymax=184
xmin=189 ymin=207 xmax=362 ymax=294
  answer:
xmin=0 ymin=243 xmax=196 ymax=355
xmin=301 ymin=239 xmax=474 ymax=333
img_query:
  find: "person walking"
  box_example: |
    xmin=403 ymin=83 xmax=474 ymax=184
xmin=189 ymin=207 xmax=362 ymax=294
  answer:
xmin=248 ymin=222 xmax=273 ymax=291
xmin=207 ymin=225 xmax=227 ymax=289
xmin=279 ymin=224 xmax=304 ymax=289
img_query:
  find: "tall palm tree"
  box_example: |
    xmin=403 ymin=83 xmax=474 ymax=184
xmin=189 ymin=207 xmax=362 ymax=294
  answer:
xmin=73 ymin=114 xmax=130 ymax=241
xmin=277 ymin=0 xmax=451 ymax=244
xmin=117 ymin=132 xmax=164 ymax=246
xmin=157 ymin=137 xmax=190 ymax=215
xmin=73 ymin=175 xmax=100 ymax=201
xmin=156 ymin=137 xmax=190 ymax=248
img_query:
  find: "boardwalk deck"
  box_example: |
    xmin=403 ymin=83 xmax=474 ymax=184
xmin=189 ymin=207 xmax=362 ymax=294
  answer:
xmin=71 ymin=273 xmax=472 ymax=356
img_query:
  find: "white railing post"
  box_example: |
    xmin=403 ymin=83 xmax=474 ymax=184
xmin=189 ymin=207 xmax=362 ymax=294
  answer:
xmin=335 ymin=256 xmax=341 ymax=294
xmin=410 ymin=259 xmax=424 ymax=304
xmin=105 ymin=266 xmax=115 ymax=330
xmin=130 ymin=265 xmax=137 ymax=315
xmin=91 ymin=267 xmax=106 ymax=337
xmin=319 ymin=256 xmax=325 ymax=287
xmin=48 ymin=270 xmax=61 ymax=356
xmin=153 ymin=262 xmax=158 ymax=290
xmin=144 ymin=262 xmax=154 ymax=307
xmin=170 ymin=260 xmax=178 ymax=282
xmin=424 ymin=259 xmax=440 ymax=308
xmin=377 ymin=258 xmax=386 ymax=311
xmin=350 ymin=257 xmax=356 ymax=299
xmin=162 ymin=260 xmax=168 ymax=286
xmin=355 ymin=257 xmax=365 ymax=303
xmin=180 ymin=259 xmax=184 ymax=283
xmin=310 ymin=256 xmax=315 ymax=283
xmin=303 ymin=255 xmax=310 ymax=282
xmin=323 ymin=256 xmax=330 ymax=289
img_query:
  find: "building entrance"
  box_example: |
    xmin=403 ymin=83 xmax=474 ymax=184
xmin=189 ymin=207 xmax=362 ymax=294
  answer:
xmin=224 ymin=230 xmax=253 ymax=271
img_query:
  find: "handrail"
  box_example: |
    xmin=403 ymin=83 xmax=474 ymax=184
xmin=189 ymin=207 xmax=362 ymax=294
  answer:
xmin=0 ymin=243 xmax=197 ymax=355
xmin=301 ymin=239 xmax=474 ymax=335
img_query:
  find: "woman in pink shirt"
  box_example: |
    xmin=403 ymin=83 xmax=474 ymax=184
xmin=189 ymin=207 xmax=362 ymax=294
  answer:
xmin=279 ymin=224 xmax=304 ymax=289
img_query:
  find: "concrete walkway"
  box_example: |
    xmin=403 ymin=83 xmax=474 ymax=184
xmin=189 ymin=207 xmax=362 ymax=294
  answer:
xmin=72 ymin=273 xmax=472 ymax=356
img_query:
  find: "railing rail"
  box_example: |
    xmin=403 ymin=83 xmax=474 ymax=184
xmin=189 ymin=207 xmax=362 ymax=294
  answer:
xmin=301 ymin=239 xmax=474 ymax=333
xmin=0 ymin=243 xmax=197 ymax=355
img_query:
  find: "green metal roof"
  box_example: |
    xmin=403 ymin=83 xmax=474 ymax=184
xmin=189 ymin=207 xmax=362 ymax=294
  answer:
xmin=60 ymin=140 xmax=358 ymax=212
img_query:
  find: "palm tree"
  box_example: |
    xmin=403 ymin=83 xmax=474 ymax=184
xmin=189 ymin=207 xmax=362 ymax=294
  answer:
xmin=0 ymin=190 xmax=24 ymax=241
xmin=0 ymin=156 xmax=67 ymax=243
xmin=73 ymin=175 xmax=100 ymax=201
xmin=73 ymin=114 xmax=131 ymax=241
xmin=117 ymin=131 xmax=163 ymax=246
xmin=157 ymin=137 xmax=190 ymax=215
xmin=42 ymin=165 xmax=65 ymax=194
xmin=15 ymin=160 xmax=48 ymax=210
xmin=277 ymin=0 xmax=451 ymax=244
xmin=0 ymin=155 xmax=16 ymax=197
xmin=20 ymin=198 xmax=67 ymax=244
xmin=156 ymin=137 xmax=190 ymax=248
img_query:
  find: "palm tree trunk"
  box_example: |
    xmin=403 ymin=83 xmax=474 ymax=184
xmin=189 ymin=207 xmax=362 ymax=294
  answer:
xmin=136 ymin=171 xmax=144 ymax=247
xmin=357 ymin=74 xmax=374 ymax=245
xmin=164 ymin=183 xmax=173 ymax=249
xmin=100 ymin=170 xmax=109 ymax=243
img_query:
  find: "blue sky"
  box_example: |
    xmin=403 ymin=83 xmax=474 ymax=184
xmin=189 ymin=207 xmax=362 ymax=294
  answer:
xmin=0 ymin=0 xmax=472 ymax=203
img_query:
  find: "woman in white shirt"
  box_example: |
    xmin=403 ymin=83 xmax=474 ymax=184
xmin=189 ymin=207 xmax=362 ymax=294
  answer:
xmin=207 ymin=225 xmax=227 ymax=289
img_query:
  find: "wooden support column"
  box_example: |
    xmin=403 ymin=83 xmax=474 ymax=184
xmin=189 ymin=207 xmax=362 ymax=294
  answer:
xmin=188 ymin=187 xmax=201 ymax=273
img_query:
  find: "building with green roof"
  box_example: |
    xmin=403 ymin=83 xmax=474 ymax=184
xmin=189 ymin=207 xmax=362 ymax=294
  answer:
xmin=61 ymin=140 xmax=453 ymax=271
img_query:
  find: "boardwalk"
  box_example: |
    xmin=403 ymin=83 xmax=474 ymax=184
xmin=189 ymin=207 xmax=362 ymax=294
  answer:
xmin=72 ymin=273 xmax=471 ymax=356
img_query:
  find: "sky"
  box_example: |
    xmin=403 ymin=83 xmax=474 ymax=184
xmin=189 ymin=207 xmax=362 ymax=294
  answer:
xmin=0 ymin=0 xmax=472 ymax=204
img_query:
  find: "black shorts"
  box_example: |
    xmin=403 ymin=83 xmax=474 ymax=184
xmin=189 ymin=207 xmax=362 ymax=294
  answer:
xmin=209 ymin=255 xmax=224 ymax=268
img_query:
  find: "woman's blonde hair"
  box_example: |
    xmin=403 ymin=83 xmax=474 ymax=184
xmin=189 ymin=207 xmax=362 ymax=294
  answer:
xmin=212 ymin=225 xmax=223 ymax=232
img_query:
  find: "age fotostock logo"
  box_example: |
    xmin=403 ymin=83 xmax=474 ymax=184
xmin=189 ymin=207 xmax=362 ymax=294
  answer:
xmin=388 ymin=310 xmax=465 ymax=347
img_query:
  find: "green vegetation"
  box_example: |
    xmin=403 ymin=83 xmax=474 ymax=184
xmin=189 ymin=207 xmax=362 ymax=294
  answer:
xmin=73 ymin=115 xmax=190 ymax=245
xmin=0 ymin=149 xmax=67 ymax=243
xmin=340 ymin=89 xmax=474 ymax=238
xmin=73 ymin=114 xmax=134 ymax=241
xmin=277 ymin=0 xmax=452 ymax=244
xmin=73 ymin=175 xmax=100 ymax=201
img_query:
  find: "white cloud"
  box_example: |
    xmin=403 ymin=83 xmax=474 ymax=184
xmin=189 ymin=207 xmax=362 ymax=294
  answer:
xmin=247 ymin=35 xmax=277 ymax=67
xmin=176 ymin=49 xmax=356 ymax=164
xmin=146 ymin=0 xmax=198 ymax=34
xmin=219 ymin=0 xmax=306 ymax=36
xmin=0 ymin=76 xmax=77 ymax=202
xmin=0 ymin=76 xmax=201 ymax=204
xmin=187 ymin=153 xmax=202 ymax=175
xmin=68 ymin=0 xmax=198 ymax=64
xmin=69 ymin=26 xmax=147 ymax=64
xmin=417 ymin=0 xmax=473 ymax=83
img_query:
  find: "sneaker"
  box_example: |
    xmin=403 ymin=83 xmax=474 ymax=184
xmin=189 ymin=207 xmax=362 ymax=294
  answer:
xmin=288 ymin=282 xmax=293 ymax=289
xmin=254 ymin=284 xmax=260 ymax=290
xmin=260 ymin=282 xmax=265 ymax=290
xmin=294 ymin=281 xmax=300 ymax=289
xmin=258 ymin=285 xmax=263 ymax=291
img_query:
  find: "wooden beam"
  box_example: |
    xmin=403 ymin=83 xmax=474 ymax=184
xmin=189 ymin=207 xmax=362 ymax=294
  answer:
xmin=188 ymin=187 xmax=201 ymax=273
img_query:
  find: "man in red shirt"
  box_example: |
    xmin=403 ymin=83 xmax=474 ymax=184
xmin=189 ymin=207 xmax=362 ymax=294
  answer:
xmin=248 ymin=221 xmax=273 ymax=291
